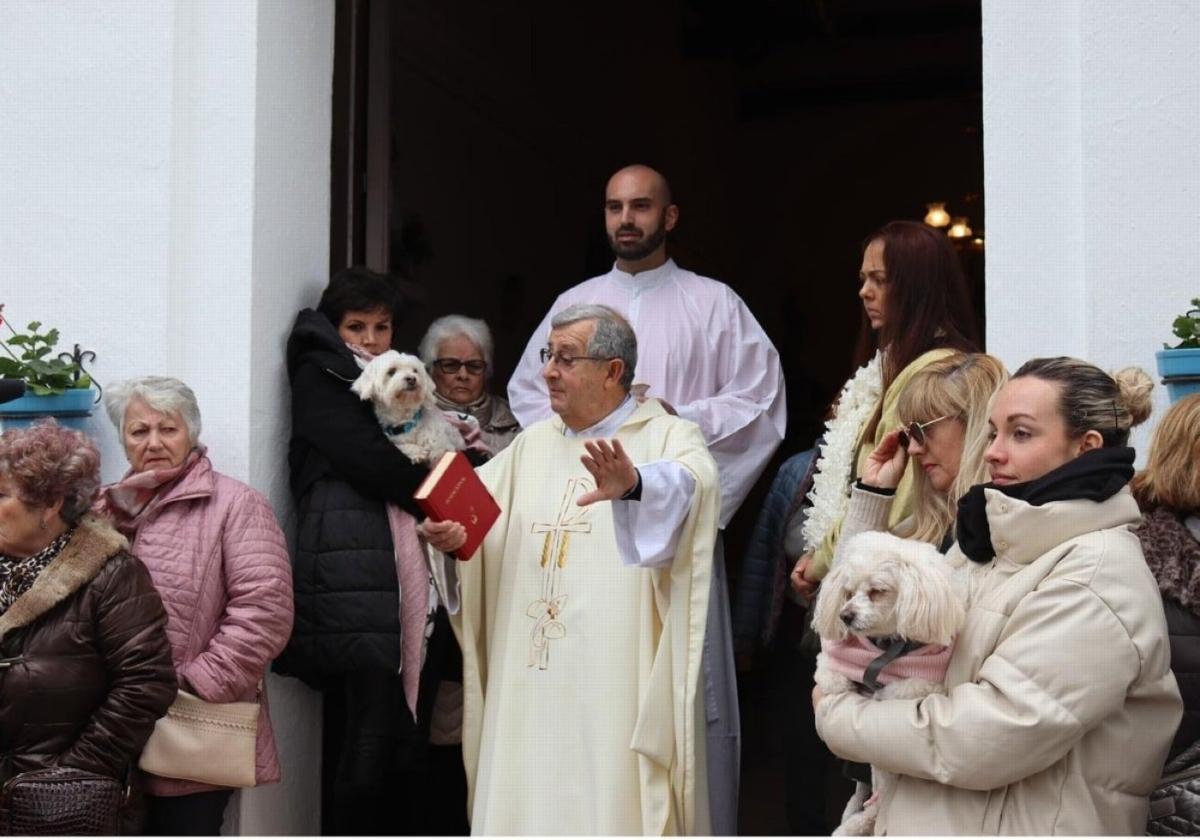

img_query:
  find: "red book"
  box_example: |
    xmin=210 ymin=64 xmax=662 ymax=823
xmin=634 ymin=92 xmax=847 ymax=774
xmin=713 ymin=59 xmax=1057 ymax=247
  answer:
xmin=414 ymin=451 xmax=501 ymax=561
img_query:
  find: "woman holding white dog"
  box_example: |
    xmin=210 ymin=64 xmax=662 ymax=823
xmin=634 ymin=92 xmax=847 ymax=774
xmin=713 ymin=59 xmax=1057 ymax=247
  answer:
xmin=97 ymin=376 xmax=293 ymax=835
xmin=276 ymin=267 xmax=472 ymax=835
xmin=815 ymin=357 xmax=1182 ymax=835
xmin=419 ymin=314 xmax=520 ymax=454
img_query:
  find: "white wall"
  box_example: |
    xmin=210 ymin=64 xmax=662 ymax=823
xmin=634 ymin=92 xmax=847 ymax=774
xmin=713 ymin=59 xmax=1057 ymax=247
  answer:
xmin=982 ymin=0 xmax=1200 ymax=457
xmin=0 ymin=1 xmax=332 ymax=833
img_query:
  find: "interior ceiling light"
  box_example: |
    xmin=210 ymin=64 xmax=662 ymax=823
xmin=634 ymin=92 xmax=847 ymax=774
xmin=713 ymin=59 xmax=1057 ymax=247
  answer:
xmin=924 ymin=202 xmax=951 ymax=228
xmin=947 ymin=217 xmax=972 ymax=239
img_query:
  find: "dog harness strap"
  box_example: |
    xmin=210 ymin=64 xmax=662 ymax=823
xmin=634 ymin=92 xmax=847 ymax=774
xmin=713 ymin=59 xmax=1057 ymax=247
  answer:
xmin=384 ymin=408 xmax=423 ymax=437
xmin=862 ymin=637 xmax=915 ymax=694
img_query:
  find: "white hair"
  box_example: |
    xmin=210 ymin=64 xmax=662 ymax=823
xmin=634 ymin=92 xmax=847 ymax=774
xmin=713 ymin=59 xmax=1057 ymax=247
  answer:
xmin=419 ymin=315 xmax=494 ymax=373
xmin=550 ymin=303 xmax=637 ymax=390
xmin=103 ymin=376 xmax=202 ymax=446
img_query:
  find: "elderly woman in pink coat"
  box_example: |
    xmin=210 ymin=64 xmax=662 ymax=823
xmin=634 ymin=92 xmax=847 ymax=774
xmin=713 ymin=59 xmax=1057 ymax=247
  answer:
xmin=97 ymin=376 xmax=294 ymax=836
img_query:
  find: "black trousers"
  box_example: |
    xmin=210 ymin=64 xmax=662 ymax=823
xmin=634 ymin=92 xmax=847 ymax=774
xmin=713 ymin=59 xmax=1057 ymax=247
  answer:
xmin=144 ymin=790 xmax=234 ymax=836
xmin=320 ymin=608 xmax=469 ymax=836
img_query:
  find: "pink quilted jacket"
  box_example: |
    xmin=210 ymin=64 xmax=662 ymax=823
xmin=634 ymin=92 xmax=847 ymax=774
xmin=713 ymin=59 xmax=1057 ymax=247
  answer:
xmin=116 ymin=457 xmax=294 ymax=797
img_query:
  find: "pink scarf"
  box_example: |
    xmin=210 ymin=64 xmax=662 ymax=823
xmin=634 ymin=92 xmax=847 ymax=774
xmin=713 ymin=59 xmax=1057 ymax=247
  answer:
xmin=821 ymin=635 xmax=954 ymax=688
xmin=95 ymin=447 xmax=208 ymax=538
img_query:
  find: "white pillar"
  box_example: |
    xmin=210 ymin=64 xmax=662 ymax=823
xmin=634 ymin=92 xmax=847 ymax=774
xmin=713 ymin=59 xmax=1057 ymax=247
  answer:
xmin=0 ymin=1 xmax=333 ymax=833
xmin=983 ymin=0 xmax=1200 ymax=455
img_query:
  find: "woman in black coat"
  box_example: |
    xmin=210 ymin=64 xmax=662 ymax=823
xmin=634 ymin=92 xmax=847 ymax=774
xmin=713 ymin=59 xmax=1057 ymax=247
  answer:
xmin=275 ymin=267 xmax=470 ymax=835
xmin=0 ymin=421 xmax=176 ymax=834
xmin=1133 ymin=393 xmax=1200 ymax=761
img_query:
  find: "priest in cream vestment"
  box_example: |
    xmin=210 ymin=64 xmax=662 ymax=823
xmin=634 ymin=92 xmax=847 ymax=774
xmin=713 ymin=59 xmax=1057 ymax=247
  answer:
xmin=422 ymin=304 xmax=720 ymax=835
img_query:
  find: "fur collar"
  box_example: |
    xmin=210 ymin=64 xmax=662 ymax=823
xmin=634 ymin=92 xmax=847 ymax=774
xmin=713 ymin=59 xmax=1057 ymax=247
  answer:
xmin=0 ymin=515 xmax=128 ymax=642
xmin=1138 ymin=506 xmax=1200 ymax=613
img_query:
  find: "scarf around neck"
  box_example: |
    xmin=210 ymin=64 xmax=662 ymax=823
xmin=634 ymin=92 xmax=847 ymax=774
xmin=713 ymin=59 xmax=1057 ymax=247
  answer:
xmin=98 ymin=447 xmax=208 ymax=538
xmin=956 ymin=446 xmax=1135 ymax=564
xmin=0 ymin=527 xmax=75 ymax=616
xmin=1138 ymin=505 xmax=1200 ymax=613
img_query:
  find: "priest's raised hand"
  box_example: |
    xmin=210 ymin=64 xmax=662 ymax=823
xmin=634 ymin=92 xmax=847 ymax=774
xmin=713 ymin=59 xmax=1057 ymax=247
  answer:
xmin=576 ymin=438 xmax=638 ymax=505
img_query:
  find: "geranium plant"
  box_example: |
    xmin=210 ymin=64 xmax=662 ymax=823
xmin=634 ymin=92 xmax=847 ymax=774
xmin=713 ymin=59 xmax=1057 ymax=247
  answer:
xmin=0 ymin=304 xmax=93 ymax=396
xmin=1167 ymin=298 xmax=1200 ymax=349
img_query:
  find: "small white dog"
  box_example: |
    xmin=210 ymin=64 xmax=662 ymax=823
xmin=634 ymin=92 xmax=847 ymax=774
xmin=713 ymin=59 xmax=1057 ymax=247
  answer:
xmin=812 ymin=530 xmax=966 ymax=836
xmin=351 ymin=350 xmax=464 ymax=465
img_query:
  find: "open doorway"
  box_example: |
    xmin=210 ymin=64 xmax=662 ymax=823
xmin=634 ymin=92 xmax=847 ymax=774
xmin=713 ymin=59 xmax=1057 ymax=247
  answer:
xmin=330 ymin=1 xmax=983 ymax=832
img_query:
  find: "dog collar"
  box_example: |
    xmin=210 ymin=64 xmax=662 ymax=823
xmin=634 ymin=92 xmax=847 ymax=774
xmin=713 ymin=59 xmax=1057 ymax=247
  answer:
xmin=384 ymin=408 xmax=423 ymax=437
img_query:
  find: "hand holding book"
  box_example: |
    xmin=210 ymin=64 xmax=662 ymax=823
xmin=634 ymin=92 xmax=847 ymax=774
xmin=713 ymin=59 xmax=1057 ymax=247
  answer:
xmin=418 ymin=518 xmax=467 ymax=554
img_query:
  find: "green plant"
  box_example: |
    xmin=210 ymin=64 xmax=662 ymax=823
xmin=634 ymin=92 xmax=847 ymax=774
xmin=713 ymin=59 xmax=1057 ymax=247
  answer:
xmin=0 ymin=305 xmax=93 ymax=396
xmin=1167 ymin=298 xmax=1200 ymax=350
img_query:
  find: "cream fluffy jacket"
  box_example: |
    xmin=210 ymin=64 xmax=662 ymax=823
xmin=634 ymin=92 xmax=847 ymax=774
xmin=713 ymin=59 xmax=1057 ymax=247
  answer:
xmin=817 ymin=486 xmax=1182 ymax=835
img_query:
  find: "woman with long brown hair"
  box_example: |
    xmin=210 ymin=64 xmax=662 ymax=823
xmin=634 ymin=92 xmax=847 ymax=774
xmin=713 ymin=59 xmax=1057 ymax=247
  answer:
xmin=792 ymin=220 xmax=979 ymax=596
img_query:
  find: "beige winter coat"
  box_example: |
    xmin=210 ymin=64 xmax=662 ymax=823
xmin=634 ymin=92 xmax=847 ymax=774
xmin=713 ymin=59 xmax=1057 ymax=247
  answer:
xmin=816 ymin=486 xmax=1182 ymax=835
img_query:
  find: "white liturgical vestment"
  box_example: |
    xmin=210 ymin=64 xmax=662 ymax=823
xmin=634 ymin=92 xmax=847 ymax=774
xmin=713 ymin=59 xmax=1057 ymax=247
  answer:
xmin=436 ymin=400 xmax=720 ymax=836
xmin=507 ymin=259 xmax=786 ymax=528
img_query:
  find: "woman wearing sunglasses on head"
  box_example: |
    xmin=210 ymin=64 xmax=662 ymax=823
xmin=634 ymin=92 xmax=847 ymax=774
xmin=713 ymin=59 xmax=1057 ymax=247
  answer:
xmin=419 ymin=315 xmax=520 ymax=455
xmin=815 ymin=357 xmax=1182 ymax=835
xmin=791 ymin=221 xmax=979 ymax=597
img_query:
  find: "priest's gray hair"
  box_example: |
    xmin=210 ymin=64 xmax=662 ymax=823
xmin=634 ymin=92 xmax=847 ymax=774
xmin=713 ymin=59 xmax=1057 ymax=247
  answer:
xmin=419 ymin=314 xmax=494 ymax=374
xmin=104 ymin=376 xmax=202 ymax=447
xmin=551 ymin=303 xmax=637 ymax=391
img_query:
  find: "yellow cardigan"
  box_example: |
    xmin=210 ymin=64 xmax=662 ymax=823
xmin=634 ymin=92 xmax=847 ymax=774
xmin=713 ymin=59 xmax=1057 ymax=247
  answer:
xmin=809 ymin=347 xmax=955 ymax=580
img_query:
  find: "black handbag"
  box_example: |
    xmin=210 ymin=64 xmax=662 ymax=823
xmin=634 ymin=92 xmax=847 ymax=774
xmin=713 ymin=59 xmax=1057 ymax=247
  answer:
xmin=0 ymin=766 xmax=127 ymax=836
xmin=1148 ymin=739 xmax=1200 ymax=835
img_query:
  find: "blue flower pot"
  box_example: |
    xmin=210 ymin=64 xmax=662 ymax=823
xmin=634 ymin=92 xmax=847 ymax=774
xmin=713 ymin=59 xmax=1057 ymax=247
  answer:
xmin=1157 ymin=349 xmax=1200 ymax=404
xmin=0 ymin=389 xmax=98 ymax=431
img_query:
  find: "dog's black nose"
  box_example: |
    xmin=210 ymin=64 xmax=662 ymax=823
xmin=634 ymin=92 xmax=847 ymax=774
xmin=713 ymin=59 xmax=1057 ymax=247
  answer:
xmin=840 ymin=610 xmax=855 ymax=626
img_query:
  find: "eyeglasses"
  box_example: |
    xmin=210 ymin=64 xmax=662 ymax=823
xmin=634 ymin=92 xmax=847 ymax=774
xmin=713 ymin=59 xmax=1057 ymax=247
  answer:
xmin=897 ymin=415 xmax=950 ymax=448
xmin=432 ymin=358 xmax=487 ymax=375
xmin=539 ymin=348 xmax=613 ymax=369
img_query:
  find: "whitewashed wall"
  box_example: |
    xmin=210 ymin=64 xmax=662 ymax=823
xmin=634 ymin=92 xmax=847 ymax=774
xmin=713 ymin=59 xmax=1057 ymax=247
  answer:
xmin=0 ymin=1 xmax=332 ymax=833
xmin=982 ymin=0 xmax=1200 ymax=459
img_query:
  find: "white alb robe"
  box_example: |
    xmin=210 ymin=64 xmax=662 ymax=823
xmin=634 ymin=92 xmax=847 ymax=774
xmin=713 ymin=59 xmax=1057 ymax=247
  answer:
xmin=507 ymin=259 xmax=784 ymax=833
xmin=435 ymin=399 xmax=720 ymax=835
xmin=506 ymin=258 xmax=786 ymax=528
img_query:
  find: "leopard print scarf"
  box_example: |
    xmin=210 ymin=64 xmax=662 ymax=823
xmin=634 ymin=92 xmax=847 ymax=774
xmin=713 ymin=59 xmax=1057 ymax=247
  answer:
xmin=1137 ymin=506 xmax=1200 ymax=611
xmin=0 ymin=528 xmax=75 ymax=616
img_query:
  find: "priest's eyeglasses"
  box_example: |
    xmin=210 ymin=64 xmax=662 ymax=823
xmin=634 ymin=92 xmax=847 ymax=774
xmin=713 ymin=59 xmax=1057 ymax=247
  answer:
xmin=539 ymin=348 xmax=614 ymax=369
xmin=896 ymin=415 xmax=950 ymax=448
xmin=433 ymin=358 xmax=487 ymax=375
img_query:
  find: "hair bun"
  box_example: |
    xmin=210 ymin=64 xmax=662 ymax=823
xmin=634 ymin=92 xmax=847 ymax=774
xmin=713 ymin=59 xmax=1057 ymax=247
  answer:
xmin=1113 ymin=366 xmax=1154 ymax=427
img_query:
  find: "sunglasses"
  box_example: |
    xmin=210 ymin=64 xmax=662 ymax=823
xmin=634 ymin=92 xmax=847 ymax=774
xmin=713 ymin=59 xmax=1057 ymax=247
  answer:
xmin=896 ymin=415 xmax=949 ymax=448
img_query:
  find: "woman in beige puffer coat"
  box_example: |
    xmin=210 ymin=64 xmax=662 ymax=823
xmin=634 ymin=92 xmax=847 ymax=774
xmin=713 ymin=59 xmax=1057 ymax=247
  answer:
xmin=815 ymin=357 xmax=1183 ymax=835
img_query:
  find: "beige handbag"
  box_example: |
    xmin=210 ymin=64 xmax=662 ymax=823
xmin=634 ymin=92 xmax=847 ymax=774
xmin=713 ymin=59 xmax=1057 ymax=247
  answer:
xmin=138 ymin=687 xmax=260 ymax=788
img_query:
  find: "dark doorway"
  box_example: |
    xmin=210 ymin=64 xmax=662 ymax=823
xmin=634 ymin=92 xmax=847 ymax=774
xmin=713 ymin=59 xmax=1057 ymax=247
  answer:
xmin=331 ymin=1 xmax=983 ymax=833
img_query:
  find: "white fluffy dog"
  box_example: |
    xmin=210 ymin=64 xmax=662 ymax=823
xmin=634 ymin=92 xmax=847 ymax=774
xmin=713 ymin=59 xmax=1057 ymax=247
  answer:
xmin=812 ymin=530 xmax=966 ymax=836
xmin=351 ymin=350 xmax=464 ymax=465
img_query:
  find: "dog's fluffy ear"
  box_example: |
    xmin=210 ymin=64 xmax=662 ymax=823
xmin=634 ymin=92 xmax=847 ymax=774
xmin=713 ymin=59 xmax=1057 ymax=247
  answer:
xmin=350 ymin=364 xmax=378 ymax=402
xmin=811 ymin=560 xmax=850 ymax=641
xmin=418 ymin=360 xmax=440 ymax=409
xmin=891 ymin=543 xmax=965 ymax=646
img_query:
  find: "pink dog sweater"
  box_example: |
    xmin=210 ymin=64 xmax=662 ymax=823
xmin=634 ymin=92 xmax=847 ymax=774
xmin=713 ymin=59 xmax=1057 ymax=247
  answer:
xmin=821 ymin=636 xmax=954 ymax=687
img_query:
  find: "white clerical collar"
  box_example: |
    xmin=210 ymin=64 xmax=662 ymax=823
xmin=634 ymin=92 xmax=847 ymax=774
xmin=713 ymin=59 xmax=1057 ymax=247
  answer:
xmin=610 ymin=257 xmax=676 ymax=290
xmin=561 ymin=395 xmax=637 ymax=439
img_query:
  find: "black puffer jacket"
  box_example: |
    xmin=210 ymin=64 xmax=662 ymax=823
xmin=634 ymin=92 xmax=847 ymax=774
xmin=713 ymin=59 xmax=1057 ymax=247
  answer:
xmin=274 ymin=309 xmax=431 ymax=685
xmin=0 ymin=516 xmax=176 ymax=785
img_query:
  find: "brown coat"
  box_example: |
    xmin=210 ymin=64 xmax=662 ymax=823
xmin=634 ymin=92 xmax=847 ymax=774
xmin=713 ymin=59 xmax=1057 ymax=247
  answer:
xmin=0 ymin=515 xmax=177 ymax=785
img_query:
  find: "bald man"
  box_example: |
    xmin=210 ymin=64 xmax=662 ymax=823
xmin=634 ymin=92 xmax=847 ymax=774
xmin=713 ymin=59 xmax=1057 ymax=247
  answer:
xmin=508 ymin=164 xmax=787 ymax=834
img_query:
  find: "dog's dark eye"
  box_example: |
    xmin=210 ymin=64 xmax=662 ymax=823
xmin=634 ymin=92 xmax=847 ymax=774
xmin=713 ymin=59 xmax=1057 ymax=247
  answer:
xmin=387 ymin=367 xmax=397 ymax=376
xmin=867 ymin=588 xmax=886 ymax=600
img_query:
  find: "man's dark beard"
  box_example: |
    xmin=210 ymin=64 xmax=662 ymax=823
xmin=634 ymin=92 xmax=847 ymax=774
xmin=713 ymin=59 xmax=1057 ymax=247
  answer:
xmin=609 ymin=217 xmax=668 ymax=261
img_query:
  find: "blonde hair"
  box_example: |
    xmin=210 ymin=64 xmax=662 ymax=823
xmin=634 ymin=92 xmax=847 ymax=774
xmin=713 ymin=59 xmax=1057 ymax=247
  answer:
xmin=895 ymin=352 xmax=1009 ymax=544
xmin=1012 ymin=357 xmax=1154 ymax=447
xmin=1131 ymin=393 xmax=1200 ymax=513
